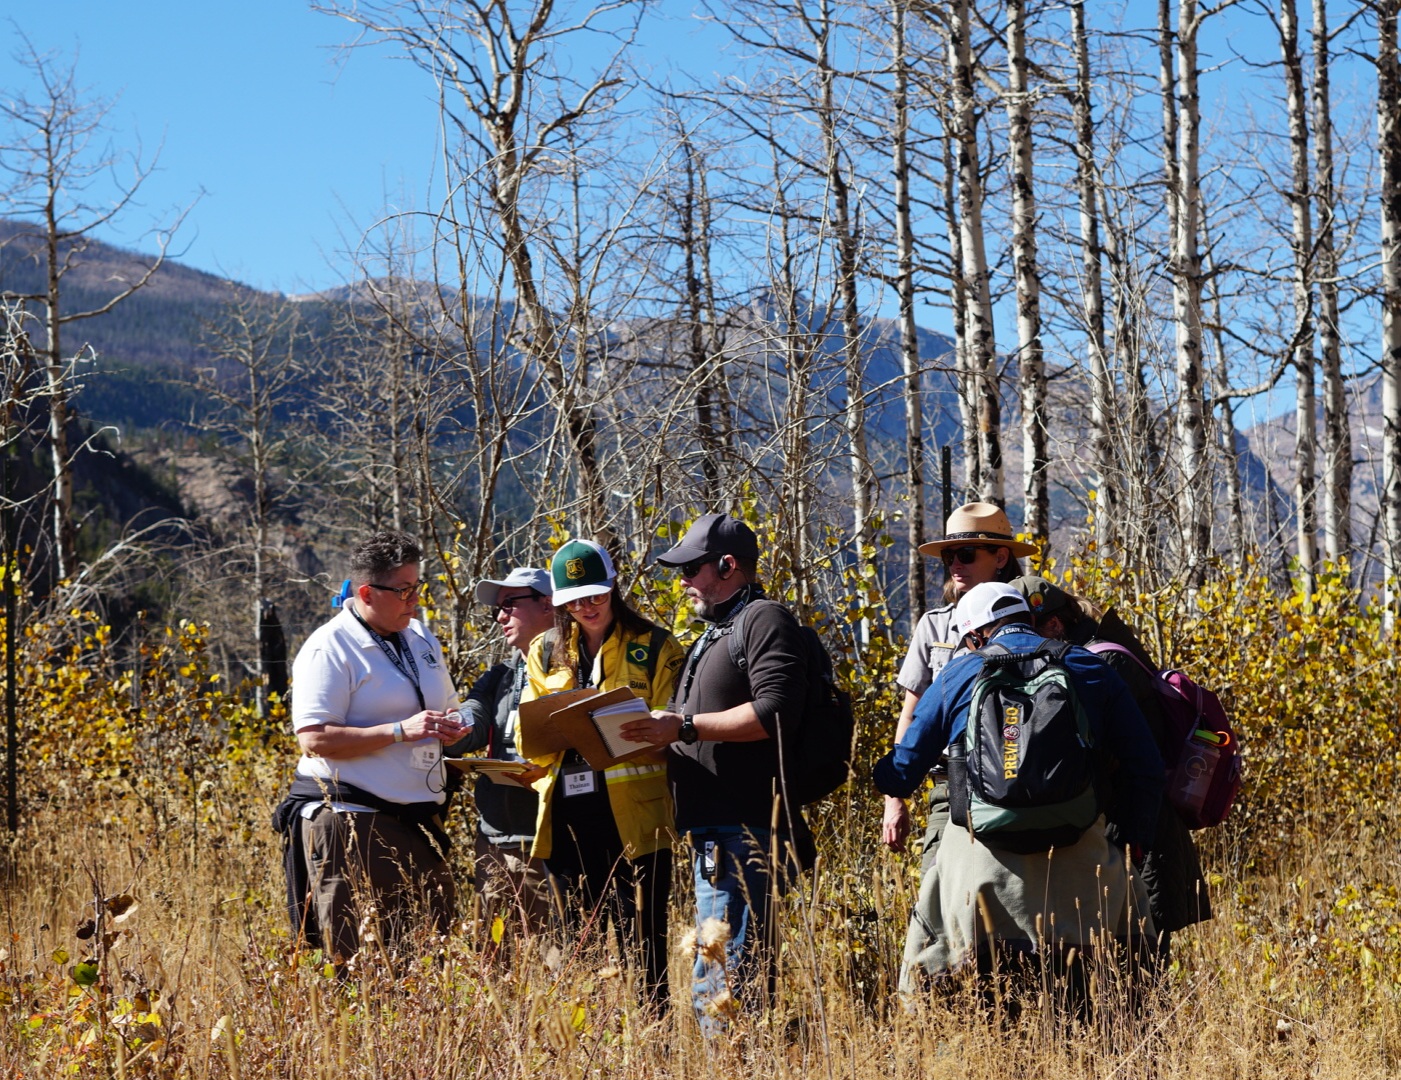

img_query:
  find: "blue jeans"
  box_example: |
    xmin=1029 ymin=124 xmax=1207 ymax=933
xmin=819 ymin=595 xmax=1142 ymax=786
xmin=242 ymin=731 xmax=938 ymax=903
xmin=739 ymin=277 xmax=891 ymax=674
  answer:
xmin=689 ymin=827 xmax=796 ymax=1030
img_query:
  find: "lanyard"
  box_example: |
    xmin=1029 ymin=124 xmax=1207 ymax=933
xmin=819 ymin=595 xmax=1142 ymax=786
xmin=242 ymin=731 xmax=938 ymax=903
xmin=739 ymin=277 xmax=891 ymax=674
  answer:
xmin=349 ymin=604 xmax=426 ymax=711
xmin=677 ymin=585 xmax=755 ymax=710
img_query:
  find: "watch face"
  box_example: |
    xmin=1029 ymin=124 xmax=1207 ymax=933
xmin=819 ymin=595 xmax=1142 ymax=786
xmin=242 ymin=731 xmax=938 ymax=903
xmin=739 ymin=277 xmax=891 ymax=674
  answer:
xmin=679 ymin=720 xmax=698 ymax=745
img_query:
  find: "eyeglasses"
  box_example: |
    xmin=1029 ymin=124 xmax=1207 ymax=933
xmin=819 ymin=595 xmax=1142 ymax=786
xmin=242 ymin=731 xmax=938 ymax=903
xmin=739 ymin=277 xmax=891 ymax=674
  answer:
xmin=679 ymin=557 xmax=717 ymax=578
xmin=563 ymin=593 xmax=611 ymax=611
xmin=368 ymin=581 xmax=427 ymax=602
xmin=492 ymin=592 xmax=541 ymax=617
xmin=941 ymin=545 xmax=996 ymax=566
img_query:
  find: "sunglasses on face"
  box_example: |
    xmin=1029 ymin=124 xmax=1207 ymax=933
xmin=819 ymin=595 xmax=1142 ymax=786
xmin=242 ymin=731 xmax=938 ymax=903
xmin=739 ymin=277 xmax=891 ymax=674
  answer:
xmin=679 ymin=557 xmax=718 ymax=578
xmin=367 ymin=581 xmax=427 ymax=602
xmin=942 ymin=545 xmax=996 ymax=566
xmin=563 ymin=593 xmax=611 ymax=611
xmin=492 ymin=592 xmax=542 ymax=617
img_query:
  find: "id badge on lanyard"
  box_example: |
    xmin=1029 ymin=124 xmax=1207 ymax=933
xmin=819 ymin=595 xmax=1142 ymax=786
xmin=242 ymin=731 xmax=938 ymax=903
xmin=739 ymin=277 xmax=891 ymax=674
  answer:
xmin=561 ymin=762 xmax=598 ymax=797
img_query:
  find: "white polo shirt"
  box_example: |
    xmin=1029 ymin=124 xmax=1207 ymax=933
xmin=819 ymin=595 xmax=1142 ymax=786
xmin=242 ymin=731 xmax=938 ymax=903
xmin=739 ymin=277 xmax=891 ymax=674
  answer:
xmin=292 ymin=605 xmax=460 ymax=806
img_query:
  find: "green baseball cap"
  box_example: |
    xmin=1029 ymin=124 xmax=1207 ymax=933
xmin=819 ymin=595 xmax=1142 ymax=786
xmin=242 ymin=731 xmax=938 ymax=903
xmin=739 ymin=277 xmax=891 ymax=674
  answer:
xmin=550 ymin=539 xmax=616 ymax=606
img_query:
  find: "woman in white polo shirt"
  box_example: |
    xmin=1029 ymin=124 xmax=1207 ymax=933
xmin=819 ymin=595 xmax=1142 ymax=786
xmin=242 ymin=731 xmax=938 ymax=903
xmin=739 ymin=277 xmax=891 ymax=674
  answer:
xmin=276 ymin=530 xmax=469 ymax=965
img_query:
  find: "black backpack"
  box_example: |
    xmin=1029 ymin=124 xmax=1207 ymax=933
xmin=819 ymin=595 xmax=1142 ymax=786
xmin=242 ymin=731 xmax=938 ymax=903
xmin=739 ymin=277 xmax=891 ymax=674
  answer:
xmin=947 ymin=639 xmax=1100 ymax=853
xmin=726 ymin=600 xmax=856 ymax=806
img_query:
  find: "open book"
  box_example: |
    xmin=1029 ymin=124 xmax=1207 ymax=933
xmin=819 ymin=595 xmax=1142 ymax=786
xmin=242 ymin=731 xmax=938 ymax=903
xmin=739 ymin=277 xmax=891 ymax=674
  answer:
xmin=587 ymin=695 xmax=653 ymax=760
xmin=518 ymin=686 xmax=654 ymax=771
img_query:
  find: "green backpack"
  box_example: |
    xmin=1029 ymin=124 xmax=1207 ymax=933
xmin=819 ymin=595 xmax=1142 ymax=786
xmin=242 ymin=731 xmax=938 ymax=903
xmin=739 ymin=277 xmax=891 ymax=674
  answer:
xmin=948 ymin=640 xmax=1100 ymax=854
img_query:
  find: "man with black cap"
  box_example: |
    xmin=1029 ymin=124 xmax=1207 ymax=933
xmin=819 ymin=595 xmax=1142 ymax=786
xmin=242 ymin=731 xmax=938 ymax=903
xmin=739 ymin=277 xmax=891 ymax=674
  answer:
xmin=622 ymin=512 xmax=812 ymax=1030
xmin=447 ymin=568 xmax=556 ymax=940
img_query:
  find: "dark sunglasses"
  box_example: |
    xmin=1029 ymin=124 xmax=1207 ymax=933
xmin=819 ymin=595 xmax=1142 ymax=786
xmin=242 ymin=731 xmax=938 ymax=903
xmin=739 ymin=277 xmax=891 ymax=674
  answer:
xmin=492 ymin=591 xmax=542 ymax=617
xmin=679 ymin=556 xmax=719 ymax=578
xmin=941 ymin=545 xmax=996 ymax=566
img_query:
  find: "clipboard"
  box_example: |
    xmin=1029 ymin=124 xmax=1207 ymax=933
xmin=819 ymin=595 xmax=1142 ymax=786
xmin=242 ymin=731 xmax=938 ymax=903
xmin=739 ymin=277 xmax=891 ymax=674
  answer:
xmin=443 ymin=757 xmax=533 ymax=788
xmin=517 ymin=687 xmax=598 ymax=759
xmin=524 ymin=686 xmax=655 ymax=771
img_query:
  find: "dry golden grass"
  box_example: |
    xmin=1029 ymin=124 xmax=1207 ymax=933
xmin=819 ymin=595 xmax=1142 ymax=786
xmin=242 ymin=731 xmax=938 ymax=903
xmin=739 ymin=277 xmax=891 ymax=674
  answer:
xmin=3 ymin=761 xmax=1398 ymax=1080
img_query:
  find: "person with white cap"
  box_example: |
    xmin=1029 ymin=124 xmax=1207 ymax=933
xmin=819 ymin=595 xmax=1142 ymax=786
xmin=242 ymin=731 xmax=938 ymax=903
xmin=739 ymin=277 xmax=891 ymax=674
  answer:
xmin=521 ymin=538 xmax=685 ymax=1009
xmin=884 ymin=502 xmax=1038 ymax=858
xmin=874 ymin=581 xmax=1164 ymax=999
xmin=446 ymin=567 xmax=556 ymax=941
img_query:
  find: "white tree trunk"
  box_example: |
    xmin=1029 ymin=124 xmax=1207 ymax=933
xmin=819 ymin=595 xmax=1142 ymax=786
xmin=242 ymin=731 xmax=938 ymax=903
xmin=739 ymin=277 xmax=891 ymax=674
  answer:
xmin=1314 ymin=0 xmax=1351 ymax=566
xmin=1071 ymin=0 xmax=1115 ymax=551
xmin=1282 ymin=0 xmax=1318 ymax=592
xmin=1378 ymin=0 xmax=1401 ymax=610
xmin=950 ymin=0 xmax=1002 ymax=503
xmin=1006 ymin=0 xmax=1048 ymax=542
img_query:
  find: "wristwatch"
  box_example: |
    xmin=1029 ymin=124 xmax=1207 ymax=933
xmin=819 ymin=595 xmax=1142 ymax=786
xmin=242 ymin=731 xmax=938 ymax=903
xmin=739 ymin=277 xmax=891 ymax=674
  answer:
xmin=677 ymin=715 xmax=699 ymax=745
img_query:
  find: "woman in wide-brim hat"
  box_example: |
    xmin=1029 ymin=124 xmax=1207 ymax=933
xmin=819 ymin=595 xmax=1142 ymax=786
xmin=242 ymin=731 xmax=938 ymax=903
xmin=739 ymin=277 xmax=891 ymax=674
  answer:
xmin=884 ymin=501 xmax=1038 ymax=990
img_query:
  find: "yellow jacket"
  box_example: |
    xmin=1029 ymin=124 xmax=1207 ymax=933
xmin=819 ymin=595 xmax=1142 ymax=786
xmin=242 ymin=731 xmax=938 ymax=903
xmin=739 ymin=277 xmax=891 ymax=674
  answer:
xmin=523 ymin=620 xmax=685 ymax=860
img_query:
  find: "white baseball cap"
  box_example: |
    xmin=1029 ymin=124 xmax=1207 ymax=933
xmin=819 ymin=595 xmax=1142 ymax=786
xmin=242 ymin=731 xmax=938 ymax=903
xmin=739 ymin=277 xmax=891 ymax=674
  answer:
xmin=954 ymin=581 xmax=1032 ymax=636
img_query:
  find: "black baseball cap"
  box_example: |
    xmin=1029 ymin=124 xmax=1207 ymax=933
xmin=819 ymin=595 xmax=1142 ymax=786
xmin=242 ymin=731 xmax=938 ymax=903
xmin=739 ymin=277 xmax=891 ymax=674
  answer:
xmin=655 ymin=513 xmax=759 ymax=566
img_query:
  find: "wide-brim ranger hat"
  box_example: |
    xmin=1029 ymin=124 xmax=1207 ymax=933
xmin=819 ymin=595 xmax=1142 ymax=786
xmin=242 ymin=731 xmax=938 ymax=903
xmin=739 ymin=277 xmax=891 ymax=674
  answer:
xmin=655 ymin=512 xmax=760 ymax=566
xmin=917 ymin=501 xmax=1039 ymax=558
xmin=474 ymin=567 xmax=552 ymax=607
xmin=550 ymin=539 xmax=616 ymax=606
xmin=954 ymin=581 xmax=1032 ymax=636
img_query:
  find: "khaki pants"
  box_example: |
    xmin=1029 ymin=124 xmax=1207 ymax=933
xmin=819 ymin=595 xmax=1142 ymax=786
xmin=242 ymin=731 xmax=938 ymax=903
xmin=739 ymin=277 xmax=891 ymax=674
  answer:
xmin=301 ymin=807 xmax=455 ymax=963
xmin=473 ymin=831 xmax=553 ymax=938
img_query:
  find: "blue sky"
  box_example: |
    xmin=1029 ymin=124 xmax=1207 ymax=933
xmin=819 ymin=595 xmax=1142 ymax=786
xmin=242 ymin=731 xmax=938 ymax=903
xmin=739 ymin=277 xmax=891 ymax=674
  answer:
xmin=4 ymin=3 xmax=451 ymax=293
xmin=5 ymin=3 xmax=735 ymax=295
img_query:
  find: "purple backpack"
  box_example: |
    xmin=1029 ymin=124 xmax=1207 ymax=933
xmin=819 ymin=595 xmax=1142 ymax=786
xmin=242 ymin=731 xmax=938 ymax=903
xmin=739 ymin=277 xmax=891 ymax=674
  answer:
xmin=1087 ymin=642 xmax=1242 ymax=829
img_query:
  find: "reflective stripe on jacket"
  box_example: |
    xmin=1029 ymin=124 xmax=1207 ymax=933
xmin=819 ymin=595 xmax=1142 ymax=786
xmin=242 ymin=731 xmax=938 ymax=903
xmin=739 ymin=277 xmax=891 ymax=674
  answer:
xmin=522 ymin=621 xmax=685 ymax=860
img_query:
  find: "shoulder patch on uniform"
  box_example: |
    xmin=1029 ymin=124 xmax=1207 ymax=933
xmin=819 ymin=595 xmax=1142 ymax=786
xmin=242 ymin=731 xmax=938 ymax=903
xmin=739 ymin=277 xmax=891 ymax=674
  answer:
xmin=626 ymin=642 xmax=651 ymax=666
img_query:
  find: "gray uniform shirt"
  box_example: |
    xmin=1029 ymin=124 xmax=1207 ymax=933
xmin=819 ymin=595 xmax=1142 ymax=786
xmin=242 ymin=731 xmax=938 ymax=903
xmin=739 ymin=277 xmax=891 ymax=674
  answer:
xmin=896 ymin=603 xmax=962 ymax=697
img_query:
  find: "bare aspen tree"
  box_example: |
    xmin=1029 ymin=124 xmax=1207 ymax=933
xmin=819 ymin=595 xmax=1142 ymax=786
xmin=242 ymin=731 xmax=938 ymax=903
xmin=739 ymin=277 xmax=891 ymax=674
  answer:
xmin=943 ymin=125 xmax=978 ymax=496
xmin=1314 ymin=0 xmax=1351 ymax=564
xmin=1070 ymin=0 xmax=1116 ymax=550
xmin=890 ymin=0 xmax=927 ymax=612
xmin=0 ymin=41 xmax=183 ymax=583
xmin=946 ymin=0 xmax=1003 ymax=503
xmin=1279 ymin=0 xmax=1319 ymax=592
xmin=1200 ymin=206 xmax=1247 ymax=563
xmin=1004 ymin=0 xmax=1048 ymax=541
xmin=1377 ymin=0 xmax=1401 ymax=605
xmin=814 ymin=0 xmax=881 ymax=608
xmin=193 ymin=288 xmax=302 ymax=714
xmin=704 ymin=0 xmax=881 ymax=615
xmin=320 ymin=0 xmax=646 ymax=543
xmin=1160 ymin=0 xmax=1212 ymax=582
xmin=668 ymin=122 xmax=732 ymax=506
xmin=1098 ymin=183 xmax=1161 ymax=568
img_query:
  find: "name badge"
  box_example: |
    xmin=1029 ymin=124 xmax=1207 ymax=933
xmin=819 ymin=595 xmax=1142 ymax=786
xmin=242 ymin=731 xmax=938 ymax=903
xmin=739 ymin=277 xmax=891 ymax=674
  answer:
xmin=410 ymin=743 xmax=441 ymax=771
xmin=929 ymin=642 xmax=956 ymax=673
xmin=562 ymin=765 xmax=598 ymax=797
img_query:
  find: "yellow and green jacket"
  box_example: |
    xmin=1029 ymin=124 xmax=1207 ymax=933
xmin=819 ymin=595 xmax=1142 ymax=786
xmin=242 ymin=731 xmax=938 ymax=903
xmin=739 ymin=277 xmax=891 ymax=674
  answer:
xmin=523 ymin=621 xmax=685 ymax=860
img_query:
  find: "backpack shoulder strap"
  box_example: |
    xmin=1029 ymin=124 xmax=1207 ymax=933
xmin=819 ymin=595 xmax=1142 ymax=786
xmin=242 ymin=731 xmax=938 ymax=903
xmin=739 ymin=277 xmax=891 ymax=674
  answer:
xmin=645 ymin=625 xmax=667 ymax=683
xmin=725 ymin=597 xmax=796 ymax=674
xmin=1086 ymin=639 xmax=1155 ymax=676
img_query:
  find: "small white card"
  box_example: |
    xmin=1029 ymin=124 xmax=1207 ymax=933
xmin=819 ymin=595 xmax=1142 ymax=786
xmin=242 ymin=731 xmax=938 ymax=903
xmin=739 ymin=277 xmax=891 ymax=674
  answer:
xmin=410 ymin=743 xmax=441 ymax=771
xmin=562 ymin=768 xmax=597 ymax=797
